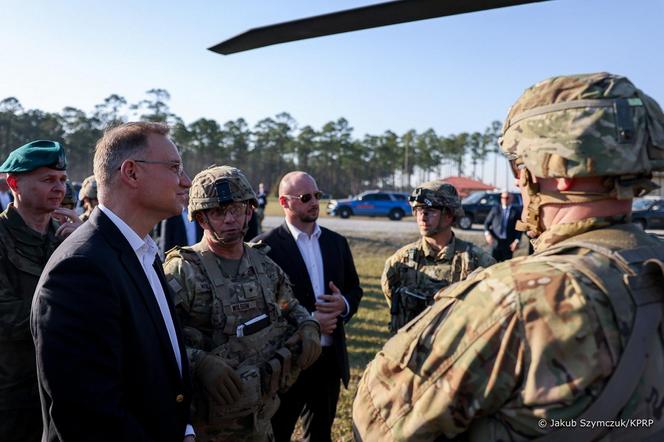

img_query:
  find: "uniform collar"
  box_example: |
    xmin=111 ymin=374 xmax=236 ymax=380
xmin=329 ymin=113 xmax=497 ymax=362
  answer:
xmin=532 ymin=215 xmax=629 ymax=253
xmin=420 ymin=233 xmax=457 ymax=261
xmin=2 ymin=202 xmax=58 ymax=246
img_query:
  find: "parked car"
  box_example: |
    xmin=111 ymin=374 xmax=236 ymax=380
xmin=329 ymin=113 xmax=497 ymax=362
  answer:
xmin=327 ymin=190 xmax=412 ymax=221
xmin=458 ymin=191 xmax=522 ymax=230
xmin=632 ymin=197 xmax=664 ymax=230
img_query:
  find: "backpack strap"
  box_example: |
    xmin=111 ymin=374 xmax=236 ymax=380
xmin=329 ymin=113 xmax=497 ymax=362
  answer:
xmin=535 ymin=242 xmax=664 ymax=441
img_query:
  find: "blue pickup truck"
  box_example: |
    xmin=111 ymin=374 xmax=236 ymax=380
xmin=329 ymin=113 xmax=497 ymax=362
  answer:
xmin=327 ymin=190 xmax=412 ymax=221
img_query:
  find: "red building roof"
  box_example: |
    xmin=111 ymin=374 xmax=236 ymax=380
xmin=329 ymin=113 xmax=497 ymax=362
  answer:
xmin=440 ymin=176 xmax=495 ymax=197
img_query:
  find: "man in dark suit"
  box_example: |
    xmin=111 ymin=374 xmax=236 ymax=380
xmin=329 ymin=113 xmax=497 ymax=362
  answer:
xmin=483 ymin=191 xmax=522 ymax=261
xmin=253 ymin=171 xmax=363 ymax=442
xmin=31 ymin=122 xmax=195 ymax=442
xmin=158 ymin=209 xmax=203 ymax=255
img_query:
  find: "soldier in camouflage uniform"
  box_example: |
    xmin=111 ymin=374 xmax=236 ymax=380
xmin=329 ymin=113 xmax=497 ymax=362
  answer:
xmin=0 ymin=140 xmax=79 ymax=442
xmin=164 ymin=165 xmax=321 ymax=442
xmin=382 ymin=180 xmax=495 ymax=334
xmin=353 ymin=73 xmax=664 ymax=441
xmin=60 ymin=180 xmax=77 ymax=210
xmin=78 ymin=174 xmax=98 ymax=222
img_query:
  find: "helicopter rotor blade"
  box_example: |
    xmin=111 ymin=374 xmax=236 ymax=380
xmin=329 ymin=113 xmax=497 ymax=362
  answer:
xmin=210 ymin=0 xmax=549 ymax=55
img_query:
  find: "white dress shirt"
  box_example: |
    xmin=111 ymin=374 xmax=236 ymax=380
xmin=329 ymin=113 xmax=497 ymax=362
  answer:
xmin=286 ymin=220 xmax=349 ymax=347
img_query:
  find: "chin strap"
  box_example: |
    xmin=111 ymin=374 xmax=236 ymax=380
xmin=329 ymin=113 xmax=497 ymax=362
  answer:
xmin=516 ymin=170 xmax=650 ymax=236
xmin=517 ymin=169 xmax=543 ymax=236
xmin=202 ymin=211 xmax=225 ymax=244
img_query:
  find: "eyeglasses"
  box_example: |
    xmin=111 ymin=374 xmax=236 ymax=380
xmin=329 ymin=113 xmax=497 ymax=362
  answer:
xmin=133 ymin=159 xmax=185 ymax=177
xmin=413 ymin=207 xmax=441 ymax=218
xmin=209 ymin=202 xmax=247 ymax=219
xmin=283 ymin=191 xmax=323 ymax=203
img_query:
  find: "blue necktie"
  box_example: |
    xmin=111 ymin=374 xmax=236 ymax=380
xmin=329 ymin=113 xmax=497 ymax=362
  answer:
xmin=500 ymin=206 xmax=510 ymax=239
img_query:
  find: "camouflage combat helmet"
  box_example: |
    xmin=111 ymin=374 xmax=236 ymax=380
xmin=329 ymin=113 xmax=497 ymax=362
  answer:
xmin=79 ymin=175 xmax=97 ymax=200
xmin=409 ymin=180 xmax=464 ymax=219
xmin=188 ymin=165 xmax=257 ymax=220
xmin=61 ymin=181 xmax=77 ymax=208
xmin=501 ymin=72 xmax=664 ymax=191
xmin=500 ymin=72 xmax=664 ymax=234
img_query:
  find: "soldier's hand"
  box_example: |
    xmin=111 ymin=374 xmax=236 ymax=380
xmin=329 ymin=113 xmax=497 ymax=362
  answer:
xmin=286 ymin=323 xmax=321 ymax=370
xmin=313 ymin=310 xmax=337 ymax=335
xmin=196 ymin=354 xmax=244 ymax=405
xmin=53 ymin=208 xmax=82 ymax=239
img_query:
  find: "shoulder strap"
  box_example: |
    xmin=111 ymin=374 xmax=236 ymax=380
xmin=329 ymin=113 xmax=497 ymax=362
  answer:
xmin=189 ymin=242 xmax=237 ymax=336
xmin=244 ymin=246 xmax=279 ymax=322
xmin=536 ymin=244 xmax=664 ymax=441
xmin=450 ymin=239 xmax=472 ymax=282
xmin=190 ymin=242 xmax=227 ymax=291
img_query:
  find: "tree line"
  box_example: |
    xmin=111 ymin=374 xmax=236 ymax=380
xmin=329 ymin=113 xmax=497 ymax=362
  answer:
xmin=0 ymin=89 xmax=502 ymax=197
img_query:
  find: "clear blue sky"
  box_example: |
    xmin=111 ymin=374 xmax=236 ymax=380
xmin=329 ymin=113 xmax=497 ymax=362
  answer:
xmin=1 ymin=0 xmax=663 ymax=189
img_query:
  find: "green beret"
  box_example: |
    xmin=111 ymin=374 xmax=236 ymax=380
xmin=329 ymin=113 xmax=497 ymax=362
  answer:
xmin=0 ymin=140 xmax=67 ymax=173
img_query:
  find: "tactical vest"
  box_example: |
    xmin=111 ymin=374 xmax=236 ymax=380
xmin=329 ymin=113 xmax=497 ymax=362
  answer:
xmin=470 ymin=224 xmax=664 ymax=441
xmin=391 ymin=240 xmax=477 ymax=333
xmin=181 ymin=243 xmax=296 ymax=424
xmin=360 ymin=224 xmax=664 ymax=441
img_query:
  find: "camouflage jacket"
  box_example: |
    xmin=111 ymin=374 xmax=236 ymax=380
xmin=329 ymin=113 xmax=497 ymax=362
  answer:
xmin=381 ymin=235 xmax=495 ymax=333
xmin=164 ymin=241 xmax=316 ymax=438
xmin=354 ymin=217 xmax=664 ymax=441
xmin=164 ymin=241 xmax=315 ymax=370
xmin=0 ymin=204 xmax=60 ymax=411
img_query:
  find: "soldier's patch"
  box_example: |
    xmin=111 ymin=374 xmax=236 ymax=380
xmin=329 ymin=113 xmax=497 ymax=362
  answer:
xmin=239 ymin=282 xmax=259 ymax=301
xmin=231 ymin=301 xmax=257 ymax=312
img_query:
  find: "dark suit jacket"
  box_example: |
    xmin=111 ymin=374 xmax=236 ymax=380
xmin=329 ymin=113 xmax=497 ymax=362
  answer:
xmin=253 ymin=222 xmax=362 ymax=387
xmin=484 ymin=204 xmax=522 ymax=244
xmin=162 ymin=213 xmax=203 ymax=252
xmin=31 ymin=208 xmax=192 ymax=442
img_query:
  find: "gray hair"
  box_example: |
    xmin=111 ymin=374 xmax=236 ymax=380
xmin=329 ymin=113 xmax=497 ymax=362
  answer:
xmin=93 ymin=122 xmax=169 ymax=196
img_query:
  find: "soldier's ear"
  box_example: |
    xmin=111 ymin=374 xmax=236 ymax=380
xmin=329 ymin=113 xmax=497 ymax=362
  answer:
xmin=5 ymin=175 xmax=18 ymax=192
xmin=555 ymin=177 xmax=574 ymax=191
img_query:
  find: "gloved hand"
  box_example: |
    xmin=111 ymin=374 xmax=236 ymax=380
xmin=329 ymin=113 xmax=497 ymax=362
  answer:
xmin=195 ymin=354 xmax=244 ymax=405
xmin=287 ymin=323 xmax=321 ymax=370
